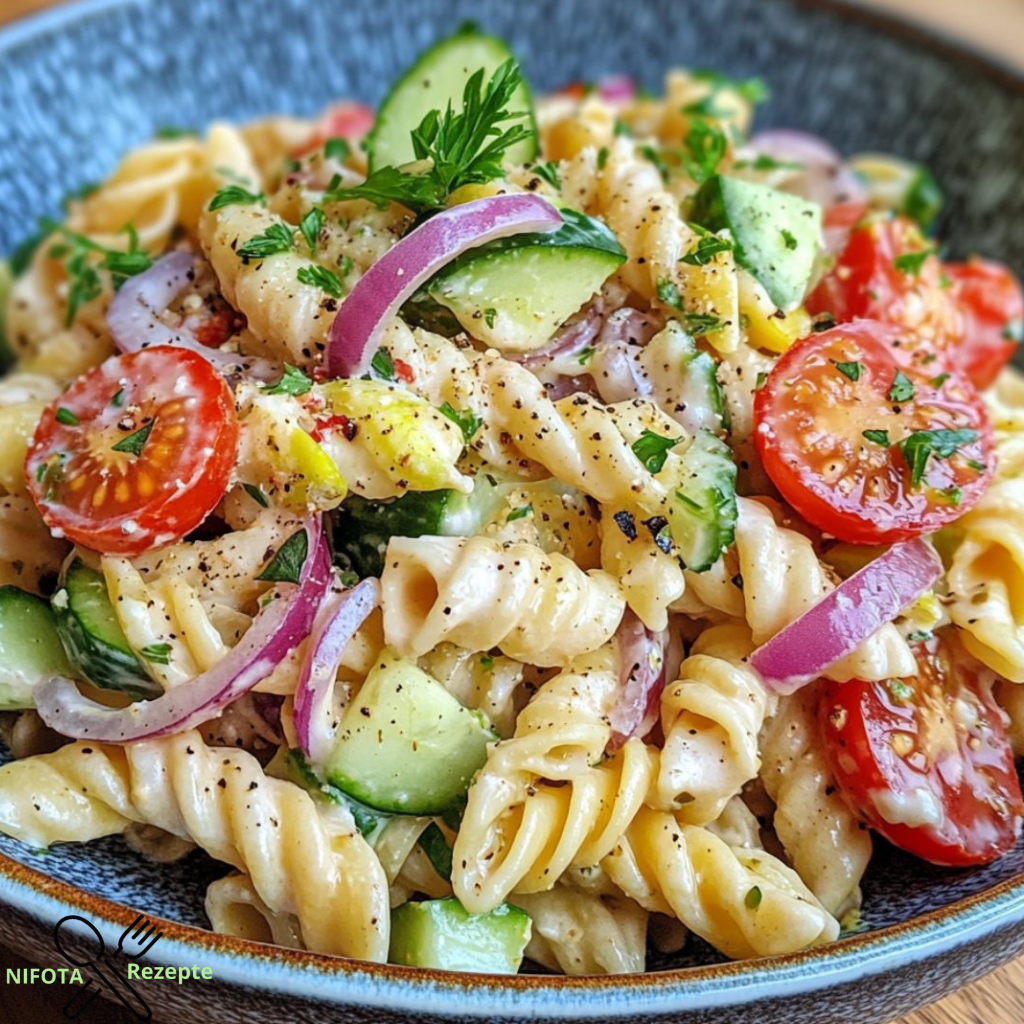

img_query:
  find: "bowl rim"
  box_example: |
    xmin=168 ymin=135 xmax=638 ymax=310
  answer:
xmin=1 ymin=0 xmax=1024 ymax=1014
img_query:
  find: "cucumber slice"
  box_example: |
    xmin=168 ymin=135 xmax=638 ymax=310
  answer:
xmin=667 ymin=430 xmax=738 ymax=573
xmin=426 ymin=209 xmax=626 ymax=352
xmin=324 ymin=648 xmax=495 ymax=815
xmin=389 ymin=898 xmax=530 ymax=973
xmin=369 ymin=26 xmax=538 ymax=173
xmin=0 ymin=586 xmax=73 ymax=709
xmin=690 ymin=175 xmax=822 ymax=311
xmin=52 ymin=559 xmax=158 ymax=698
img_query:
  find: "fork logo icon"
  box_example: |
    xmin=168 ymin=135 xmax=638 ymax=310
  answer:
xmin=52 ymin=913 xmax=163 ymax=1020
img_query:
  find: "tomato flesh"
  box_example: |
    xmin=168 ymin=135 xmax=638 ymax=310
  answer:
xmin=820 ymin=634 xmax=1023 ymax=866
xmin=25 ymin=347 xmax=238 ymax=556
xmin=754 ymin=320 xmax=993 ymax=544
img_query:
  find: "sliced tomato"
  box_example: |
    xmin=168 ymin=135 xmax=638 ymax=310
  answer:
xmin=946 ymin=259 xmax=1024 ymax=391
xmin=754 ymin=319 xmax=993 ymax=544
xmin=807 ymin=216 xmax=961 ymax=372
xmin=819 ymin=633 xmax=1023 ymax=866
xmin=822 ymin=200 xmax=869 ymax=258
xmin=25 ymin=347 xmax=238 ymax=556
xmin=291 ymin=102 xmax=375 ymax=160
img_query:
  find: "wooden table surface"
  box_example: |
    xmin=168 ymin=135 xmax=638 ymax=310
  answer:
xmin=1 ymin=0 xmax=1023 ymax=1021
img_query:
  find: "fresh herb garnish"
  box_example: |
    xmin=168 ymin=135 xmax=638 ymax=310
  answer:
xmin=939 ymin=485 xmax=963 ymax=506
xmin=155 ymin=126 xmax=196 ymax=140
xmin=483 ymin=307 xmax=497 ymax=329
xmin=480 ymin=653 xmax=495 ymax=670
xmin=888 ymin=370 xmax=915 ymax=403
xmin=262 ymin=364 xmax=313 ymax=396
xmin=745 ymin=885 xmax=763 ymax=910
xmin=596 ymin=146 xmax=609 ymax=170
xmin=111 ymin=419 xmax=154 ymax=457
xmin=236 ymin=223 xmax=295 ymax=262
xmin=140 ymin=642 xmax=173 ymax=665
xmin=639 ymin=144 xmax=672 ymax=183
xmin=930 ymin=372 xmax=951 ymax=389
xmin=577 ymin=346 xmax=594 ymax=365
xmin=243 ymin=483 xmax=270 ymax=508
xmin=680 ymin=233 xmax=733 ymax=267
xmin=682 ymin=311 xmax=725 ymax=335
xmin=887 ymin=678 xmax=914 ymax=701
xmin=256 ymin=528 xmax=309 ymax=585
xmin=209 ymin=184 xmax=265 ymax=211
xmin=324 ymin=137 xmax=352 ymax=162
xmin=506 ymin=504 xmax=533 ymax=522
xmin=326 ymin=61 xmax=532 ymax=213
xmin=862 ymin=429 xmax=891 ymax=447
xmin=531 ymin=161 xmax=562 ymax=189
xmin=754 ymin=370 xmax=769 ymax=391
xmin=733 ymin=154 xmax=805 ymax=172
xmin=897 ymin=428 xmax=979 ymax=487
xmin=681 ymin=118 xmax=727 ymax=184
xmin=902 ymin=167 xmax=944 ymax=233
xmin=631 ymin=429 xmax=682 ymax=473
xmin=439 ymin=402 xmax=483 ymax=443
xmin=833 ymin=360 xmax=863 ymax=382
xmin=55 ymin=407 xmax=80 ymax=426
xmin=111 ymin=388 xmax=125 ymax=408
xmin=299 ymin=207 xmax=325 ymax=254
xmin=894 ymin=248 xmax=934 ymax=277
xmin=692 ymin=69 xmax=771 ymax=106
xmin=297 ymin=264 xmax=344 ymax=298
xmin=781 ymin=228 xmax=798 ymax=250
xmin=370 ymin=348 xmax=395 ymax=381
xmin=417 ymin=822 xmax=453 ymax=882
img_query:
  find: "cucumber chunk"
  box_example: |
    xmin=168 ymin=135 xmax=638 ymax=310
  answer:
xmin=324 ymin=649 xmax=494 ymax=814
xmin=690 ymin=175 xmax=821 ymax=311
xmin=369 ymin=26 xmax=538 ymax=173
xmin=389 ymin=898 xmax=530 ymax=973
xmin=847 ymin=153 xmax=944 ymax=233
xmin=643 ymin=322 xmax=727 ymax=436
xmin=52 ymin=559 xmax=158 ymax=698
xmin=667 ymin=430 xmax=738 ymax=573
xmin=426 ymin=209 xmax=626 ymax=352
xmin=0 ymin=586 xmax=73 ymax=710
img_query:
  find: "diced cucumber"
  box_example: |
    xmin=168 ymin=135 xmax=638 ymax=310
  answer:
xmin=667 ymin=430 xmax=737 ymax=573
xmin=369 ymin=26 xmax=538 ymax=173
xmin=52 ymin=559 xmax=158 ymax=698
xmin=690 ymin=175 xmax=821 ymax=311
xmin=847 ymin=153 xmax=943 ymax=232
xmin=389 ymin=898 xmax=530 ymax=973
xmin=331 ymin=477 xmax=506 ymax=578
xmin=0 ymin=586 xmax=73 ymax=710
xmin=426 ymin=209 xmax=626 ymax=352
xmin=280 ymin=748 xmax=389 ymax=842
xmin=324 ymin=648 xmax=495 ymax=815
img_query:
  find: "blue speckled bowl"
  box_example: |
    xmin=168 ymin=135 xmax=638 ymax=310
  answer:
xmin=1 ymin=0 xmax=1024 ymax=1021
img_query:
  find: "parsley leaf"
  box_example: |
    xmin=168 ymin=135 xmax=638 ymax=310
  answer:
xmin=439 ymin=402 xmax=483 ymax=443
xmin=506 ymin=504 xmax=533 ymax=522
xmin=898 ymin=428 xmax=979 ymax=487
xmin=299 ymin=207 xmax=325 ymax=254
xmin=781 ymin=228 xmax=798 ymax=250
xmin=531 ymin=161 xmax=562 ymax=189
xmin=324 ymin=137 xmax=351 ymax=162
xmin=631 ymin=429 xmax=683 ymax=473
xmin=370 ymin=348 xmax=395 ymax=381
xmin=140 ymin=642 xmax=172 ymax=665
xmin=326 ymin=61 xmax=532 ymax=213
xmin=833 ymin=360 xmax=863 ymax=382
xmin=939 ymin=485 xmax=963 ymax=506
xmin=111 ymin=419 xmax=154 ymax=456
xmin=862 ymin=429 xmax=890 ymax=447
xmin=236 ymin=223 xmax=295 ymax=262
xmin=656 ymin=278 xmax=683 ymax=310
xmin=692 ymin=69 xmax=771 ymax=106
xmin=888 ymin=370 xmax=915 ymax=403
xmin=55 ymin=407 xmax=79 ymax=426
xmin=483 ymin=307 xmax=497 ymax=329
xmin=681 ymin=118 xmax=727 ymax=183
xmin=209 ymin=184 xmax=264 ymax=211
xmin=262 ymin=364 xmax=313 ymax=396
xmin=256 ymin=528 xmax=309 ymax=585
xmin=682 ymin=311 xmax=725 ymax=335
xmin=733 ymin=154 xmax=805 ymax=172
xmin=680 ymin=233 xmax=733 ymax=266
xmin=894 ymin=248 xmax=935 ymax=277
xmin=297 ymin=264 xmax=344 ymax=298
xmin=596 ymin=146 xmax=609 ymax=170
xmin=243 ymin=483 xmax=270 ymax=508
xmin=745 ymin=885 xmax=763 ymax=910
xmin=930 ymin=372 xmax=951 ymax=388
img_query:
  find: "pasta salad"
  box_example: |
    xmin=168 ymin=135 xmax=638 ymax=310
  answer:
xmin=0 ymin=25 xmax=1021 ymax=974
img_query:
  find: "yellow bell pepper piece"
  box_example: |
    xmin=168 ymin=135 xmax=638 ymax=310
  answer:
xmin=738 ymin=269 xmax=812 ymax=353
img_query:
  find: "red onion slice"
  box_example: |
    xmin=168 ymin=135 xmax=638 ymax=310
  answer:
xmin=598 ymin=75 xmax=636 ymax=103
xmin=293 ymin=577 xmax=381 ymax=767
xmin=608 ymin=610 xmax=668 ymax=750
xmin=35 ymin=518 xmax=332 ymax=743
xmin=107 ymin=251 xmax=279 ymax=381
xmin=325 ymin=193 xmax=563 ymax=378
xmin=750 ymin=129 xmax=866 ymax=209
xmin=750 ymin=538 xmax=943 ymax=696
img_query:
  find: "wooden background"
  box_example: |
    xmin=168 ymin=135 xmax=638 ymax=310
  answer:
xmin=1 ymin=0 xmax=1023 ymax=1021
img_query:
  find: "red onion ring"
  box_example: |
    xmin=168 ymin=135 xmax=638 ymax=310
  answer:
xmin=750 ymin=538 xmax=943 ymax=696
xmin=598 ymin=76 xmax=636 ymax=103
xmin=34 ymin=517 xmax=332 ymax=743
xmin=608 ymin=610 xmax=668 ymax=750
xmin=293 ymin=577 xmax=381 ymax=767
xmin=107 ymin=251 xmax=279 ymax=381
xmin=750 ymin=129 xmax=867 ymax=208
xmin=325 ymin=194 xmax=563 ymax=378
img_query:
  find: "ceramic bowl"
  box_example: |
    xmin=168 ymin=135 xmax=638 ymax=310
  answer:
xmin=1 ymin=0 xmax=1023 ymax=1021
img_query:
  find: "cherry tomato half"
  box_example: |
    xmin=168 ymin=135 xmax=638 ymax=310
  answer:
xmin=820 ymin=634 xmax=1023 ymax=866
xmin=25 ymin=346 xmax=238 ymax=556
xmin=946 ymin=259 xmax=1024 ymax=391
xmin=754 ymin=320 xmax=993 ymax=544
xmin=292 ymin=102 xmax=375 ymax=160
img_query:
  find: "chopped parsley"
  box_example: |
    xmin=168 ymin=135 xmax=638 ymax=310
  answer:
xmin=208 ymin=184 xmax=264 ymax=211
xmin=243 ymin=483 xmax=270 ymax=508
xmin=733 ymin=154 xmax=805 ymax=172
xmin=681 ymin=118 xmax=727 ymax=184
xmin=938 ymin=485 xmax=963 ymax=506
xmin=483 ymin=307 xmax=497 ymax=329
xmin=754 ymin=370 xmax=769 ymax=391
xmin=902 ymin=167 xmax=944 ymax=232
xmin=506 ymin=504 xmax=533 ymax=522
xmin=324 ymin=137 xmax=352 ymax=162
xmin=897 ymin=428 xmax=979 ymax=487
xmin=631 ymin=429 xmax=682 ymax=473
xmin=155 ymin=126 xmax=195 ymax=140
xmin=639 ymin=144 xmax=672 ymax=183
xmin=531 ymin=161 xmax=562 ymax=189
xmin=894 ymin=248 xmax=935 ymax=277
xmin=439 ymin=402 xmax=483 ymax=443
xmin=111 ymin=388 xmax=125 ymax=407
xmin=479 ymin=654 xmax=495 ymax=670
xmin=256 ymin=528 xmax=309 ymax=585
xmin=862 ymin=429 xmax=891 ymax=447
xmin=692 ymin=69 xmax=771 ymax=106
xmin=887 ymin=678 xmax=914 ymax=702
xmin=236 ymin=222 xmax=295 ymax=262
xmin=111 ymin=419 xmax=154 ymax=457
xmin=745 ymin=885 xmax=763 ymax=910
xmin=370 ymin=348 xmax=395 ymax=381
xmin=297 ymin=264 xmax=344 ymax=298
xmin=577 ymin=346 xmax=594 ymax=365
xmin=299 ymin=207 xmax=325 ymax=253
xmin=930 ymin=372 xmax=951 ymax=389
xmin=262 ymin=364 xmax=313 ymax=396
xmin=596 ymin=146 xmax=609 ymax=170
xmin=888 ymin=370 xmax=915 ymax=403
xmin=680 ymin=233 xmax=733 ymax=266
xmin=55 ymin=407 xmax=80 ymax=426
xmin=781 ymin=228 xmax=798 ymax=250
xmin=833 ymin=360 xmax=863 ymax=382
xmin=682 ymin=311 xmax=725 ymax=335
xmin=326 ymin=61 xmax=533 ymax=213
xmin=140 ymin=643 xmax=173 ymax=665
